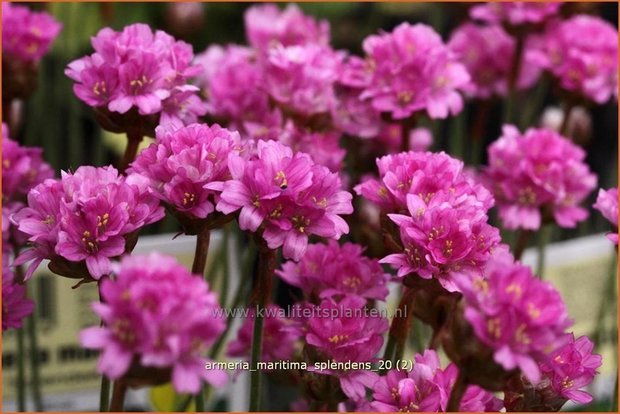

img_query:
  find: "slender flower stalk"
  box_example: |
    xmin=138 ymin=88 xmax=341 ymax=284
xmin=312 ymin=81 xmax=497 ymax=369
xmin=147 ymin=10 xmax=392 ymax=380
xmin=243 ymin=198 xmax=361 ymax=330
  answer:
xmin=249 ymin=246 xmax=276 ymax=412
xmin=118 ymin=132 xmax=143 ymax=174
xmin=447 ymin=370 xmax=467 ymax=412
xmin=109 ymin=381 xmax=128 ymax=412
xmin=99 ymin=376 xmax=110 ymax=412
xmin=16 ymin=327 xmax=26 ymax=411
xmin=26 ymin=312 xmax=43 ymax=410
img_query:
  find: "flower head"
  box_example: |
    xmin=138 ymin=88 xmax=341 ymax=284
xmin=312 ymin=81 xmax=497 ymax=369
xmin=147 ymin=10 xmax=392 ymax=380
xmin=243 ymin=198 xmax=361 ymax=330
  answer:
xmin=448 ymin=23 xmax=541 ymax=98
xmin=2 ymin=3 xmax=62 ymax=64
xmin=2 ymin=123 xmax=54 ymax=203
xmin=66 ymin=23 xmax=205 ymax=127
xmin=80 ymin=253 xmax=227 ymax=393
xmin=531 ymin=15 xmax=618 ymax=104
xmin=277 ymin=240 xmax=390 ymax=301
xmin=470 ymin=2 xmax=563 ymax=26
xmin=215 ymin=140 xmax=352 ymax=260
xmin=227 ymin=305 xmax=299 ymax=363
xmin=456 ymin=252 xmax=572 ymax=383
xmin=360 ymin=23 xmax=470 ymax=120
xmin=484 ymin=125 xmax=597 ymax=230
xmin=129 ymin=123 xmax=244 ymax=223
xmin=2 ymin=252 xmax=34 ymax=331
xmin=244 ymin=4 xmax=329 ymax=51
xmin=14 ymin=166 xmax=164 ymax=280
xmin=593 ymin=187 xmax=618 ymax=244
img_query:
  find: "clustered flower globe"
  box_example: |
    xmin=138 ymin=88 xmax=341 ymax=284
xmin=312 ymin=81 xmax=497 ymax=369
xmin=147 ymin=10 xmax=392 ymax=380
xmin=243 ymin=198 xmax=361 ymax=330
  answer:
xmin=484 ymin=125 xmax=597 ymax=230
xmin=80 ymin=253 xmax=227 ymax=393
xmin=470 ymin=2 xmax=563 ymax=26
xmin=66 ymin=23 xmax=206 ymax=129
xmin=15 ymin=166 xmax=164 ymax=279
xmin=593 ymin=187 xmax=618 ymax=244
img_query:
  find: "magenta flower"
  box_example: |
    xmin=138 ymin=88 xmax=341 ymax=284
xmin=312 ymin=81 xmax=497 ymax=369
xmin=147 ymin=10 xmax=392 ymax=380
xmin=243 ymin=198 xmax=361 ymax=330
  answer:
xmin=277 ymin=240 xmax=390 ymax=301
xmin=593 ymin=187 xmax=618 ymax=244
xmin=359 ymin=23 xmax=470 ymax=120
xmin=278 ymin=124 xmax=345 ymax=173
xmin=194 ymin=45 xmax=268 ymax=127
xmin=531 ymin=15 xmax=618 ymax=104
xmin=263 ymin=43 xmax=342 ymax=117
xmin=484 ymin=125 xmax=597 ymax=230
xmin=244 ymin=4 xmax=329 ymax=51
xmin=66 ymin=23 xmax=205 ymax=128
xmin=448 ymin=23 xmax=541 ymax=98
xmin=215 ymin=140 xmax=352 ymax=260
xmin=14 ymin=166 xmax=164 ymax=280
xmin=2 ymin=123 xmax=54 ymax=203
xmin=227 ymin=305 xmax=299 ymax=363
xmin=371 ymin=350 xmax=502 ymax=412
xmin=80 ymin=253 xmax=227 ymax=393
xmin=1 ymin=3 xmax=62 ymax=64
xmin=537 ymin=334 xmax=602 ymax=404
xmin=305 ymin=296 xmax=388 ymax=400
xmin=470 ymin=2 xmax=563 ymax=26
xmin=455 ymin=252 xmax=572 ymax=383
xmin=129 ymin=123 xmax=244 ymax=225
xmin=2 ymin=252 xmax=34 ymax=331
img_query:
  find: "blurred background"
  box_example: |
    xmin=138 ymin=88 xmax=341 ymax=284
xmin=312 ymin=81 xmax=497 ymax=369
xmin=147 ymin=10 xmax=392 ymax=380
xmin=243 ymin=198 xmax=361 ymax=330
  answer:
xmin=2 ymin=2 xmax=618 ymax=412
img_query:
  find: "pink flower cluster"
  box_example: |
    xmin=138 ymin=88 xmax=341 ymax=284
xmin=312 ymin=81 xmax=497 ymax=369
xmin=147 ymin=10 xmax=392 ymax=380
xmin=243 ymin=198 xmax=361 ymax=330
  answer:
xmin=14 ymin=166 xmax=164 ymax=280
xmin=593 ymin=187 xmax=618 ymax=244
xmin=277 ymin=240 xmax=390 ymax=301
xmin=448 ymin=23 xmax=541 ymax=98
xmin=456 ymin=252 xmax=572 ymax=383
xmin=128 ymin=123 xmax=244 ymax=222
xmin=484 ymin=125 xmax=597 ymax=230
xmin=66 ymin=23 xmax=206 ymax=126
xmin=357 ymin=151 xmax=499 ymax=291
xmin=369 ymin=350 xmax=501 ymax=411
xmin=532 ymin=15 xmax=618 ymax=104
xmin=227 ymin=305 xmax=299 ymax=363
xmin=214 ymin=140 xmax=352 ymax=260
xmin=305 ymin=296 xmax=388 ymax=400
xmin=2 ymin=123 xmax=54 ymax=205
xmin=470 ymin=2 xmax=563 ymax=26
xmin=2 ymin=252 xmax=34 ymax=331
xmin=244 ymin=4 xmax=330 ymax=51
xmin=357 ymin=23 xmax=470 ymax=120
xmin=80 ymin=253 xmax=227 ymax=393
xmin=537 ymin=334 xmax=602 ymax=404
xmin=1 ymin=3 xmax=62 ymax=64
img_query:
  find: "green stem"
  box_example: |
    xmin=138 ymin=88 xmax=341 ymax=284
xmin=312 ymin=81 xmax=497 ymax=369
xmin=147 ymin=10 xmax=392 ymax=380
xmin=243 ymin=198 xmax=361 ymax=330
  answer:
xmin=220 ymin=227 xmax=231 ymax=307
xmin=16 ymin=327 xmax=26 ymax=411
xmin=249 ymin=248 xmax=276 ymax=412
xmin=513 ymin=229 xmax=533 ymax=261
xmin=192 ymin=228 xmax=211 ymax=276
xmin=26 ymin=311 xmax=43 ymax=410
xmin=99 ymin=376 xmax=110 ymax=412
xmin=195 ymin=389 xmax=205 ymax=412
xmin=109 ymin=380 xmax=127 ymax=412
xmin=504 ymin=33 xmax=525 ymax=124
xmin=174 ymin=395 xmax=193 ymax=412
xmin=119 ymin=132 xmax=142 ymax=174
xmin=535 ymin=225 xmax=552 ymax=278
xmin=383 ymin=287 xmax=414 ymax=371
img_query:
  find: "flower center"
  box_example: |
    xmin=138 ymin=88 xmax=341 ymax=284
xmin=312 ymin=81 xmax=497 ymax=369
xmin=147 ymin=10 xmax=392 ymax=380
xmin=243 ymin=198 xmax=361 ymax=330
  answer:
xmin=112 ymin=318 xmax=136 ymax=346
xmin=129 ymin=75 xmax=152 ymax=93
xmin=81 ymin=230 xmax=98 ymax=253
xmin=292 ymin=215 xmax=310 ymax=233
xmin=182 ymin=192 xmax=196 ymax=207
xmin=328 ymin=334 xmax=348 ymax=344
xmin=517 ymin=187 xmax=537 ymax=205
xmin=96 ymin=213 xmax=110 ymax=229
xmin=92 ymin=81 xmax=107 ymax=96
xmin=274 ymin=170 xmax=288 ymax=189
xmin=487 ymin=317 xmax=501 ymax=339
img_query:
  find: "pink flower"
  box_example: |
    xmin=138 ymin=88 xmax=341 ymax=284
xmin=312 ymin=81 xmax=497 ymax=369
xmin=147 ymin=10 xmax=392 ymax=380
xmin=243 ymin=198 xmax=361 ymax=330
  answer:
xmin=537 ymin=334 xmax=602 ymax=404
xmin=2 ymin=252 xmax=34 ymax=331
xmin=448 ymin=23 xmax=541 ymax=98
xmin=215 ymin=140 xmax=352 ymax=260
xmin=244 ymin=4 xmax=329 ymax=51
xmin=531 ymin=15 xmax=618 ymax=103
xmin=129 ymin=123 xmax=244 ymax=222
xmin=484 ymin=125 xmax=597 ymax=230
xmin=593 ymin=187 xmax=618 ymax=244
xmin=2 ymin=2 xmax=62 ymax=64
xmin=455 ymin=252 xmax=572 ymax=383
xmin=470 ymin=2 xmax=563 ymax=26
xmin=14 ymin=166 xmax=164 ymax=280
xmin=332 ymin=84 xmax=382 ymax=139
xmin=194 ymin=45 xmax=268 ymax=126
xmin=408 ymin=127 xmax=434 ymax=152
xmin=227 ymin=305 xmax=299 ymax=363
xmin=80 ymin=253 xmax=227 ymax=393
xmin=66 ymin=24 xmax=205 ymax=125
xmin=2 ymin=123 xmax=54 ymax=203
xmin=278 ymin=124 xmax=345 ymax=173
xmin=360 ymin=23 xmax=470 ymax=120
xmin=263 ymin=43 xmax=343 ymax=117
xmin=277 ymin=240 xmax=390 ymax=301
xmin=305 ymin=296 xmax=388 ymax=400
xmin=371 ymin=350 xmax=503 ymax=412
